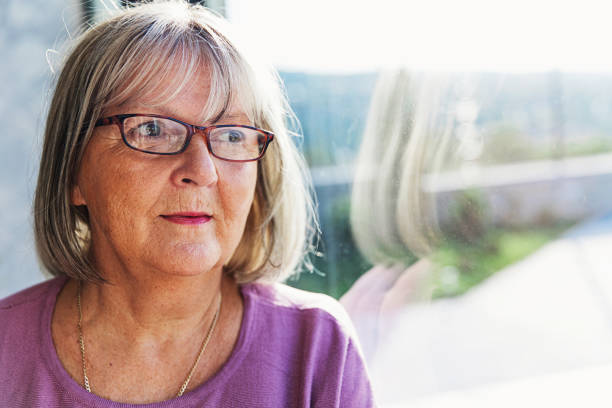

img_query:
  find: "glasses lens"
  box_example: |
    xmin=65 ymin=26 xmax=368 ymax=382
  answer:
xmin=209 ymin=126 xmax=266 ymax=161
xmin=123 ymin=116 xmax=187 ymax=153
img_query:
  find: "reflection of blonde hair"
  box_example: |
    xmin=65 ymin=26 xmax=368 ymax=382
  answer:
xmin=351 ymin=69 xmax=450 ymax=264
xmin=34 ymin=1 xmax=316 ymax=284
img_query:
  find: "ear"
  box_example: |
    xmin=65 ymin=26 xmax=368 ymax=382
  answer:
xmin=71 ymin=184 xmax=86 ymax=206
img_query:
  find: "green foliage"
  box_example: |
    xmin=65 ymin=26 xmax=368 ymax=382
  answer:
xmin=444 ymin=189 xmax=489 ymax=244
xmin=480 ymin=125 xmax=538 ymax=164
xmin=479 ymin=125 xmax=612 ymax=166
xmin=431 ymin=224 xmax=570 ymax=298
xmin=433 ymin=189 xmax=571 ymax=297
xmin=287 ymin=194 xmax=372 ymax=299
xmin=565 ymin=136 xmax=612 ymax=157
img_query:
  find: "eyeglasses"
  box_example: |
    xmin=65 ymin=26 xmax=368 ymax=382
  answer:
xmin=94 ymin=114 xmax=274 ymax=162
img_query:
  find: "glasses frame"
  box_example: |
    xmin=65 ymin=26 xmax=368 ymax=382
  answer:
xmin=94 ymin=113 xmax=275 ymax=162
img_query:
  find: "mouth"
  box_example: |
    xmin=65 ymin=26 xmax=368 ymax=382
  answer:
xmin=160 ymin=212 xmax=212 ymax=225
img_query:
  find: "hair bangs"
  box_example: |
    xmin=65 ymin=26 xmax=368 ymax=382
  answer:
xmin=100 ymin=35 xmax=199 ymax=110
xmin=99 ymin=22 xmax=253 ymax=126
xmin=195 ymin=31 xmax=258 ymax=125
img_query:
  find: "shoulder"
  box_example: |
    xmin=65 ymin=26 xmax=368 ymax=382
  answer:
xmin=0 ymin=277 xmax=64 ymax=358
xmin=241 ymin=281 xmax=358 ymax=339
xmin=0 ymin=277 xmax=64 ymax=310
xmin=239 ymin=282 xmax=375 ymax=407
xmin=0 ymin=277 xmax=66 ymax=328
xmin=240 ymin=282 xmax=365 ymax=365
xmin=0 ymin=277 xmax=74 ymax=407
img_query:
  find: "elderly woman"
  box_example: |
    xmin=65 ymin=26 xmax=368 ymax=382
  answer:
xmin=0 ymin=1 xmax=374 ymax=406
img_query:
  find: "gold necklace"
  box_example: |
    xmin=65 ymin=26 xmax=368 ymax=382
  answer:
xmin=76 ymin=281 xmax=222 ymax=397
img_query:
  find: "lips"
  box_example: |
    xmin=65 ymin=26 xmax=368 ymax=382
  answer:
xmin=160 ymin=212 xmax=212 ymax=225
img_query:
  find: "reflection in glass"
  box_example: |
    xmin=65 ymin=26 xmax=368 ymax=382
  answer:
xmin=341 ymin=68 xmax=612 ymax=406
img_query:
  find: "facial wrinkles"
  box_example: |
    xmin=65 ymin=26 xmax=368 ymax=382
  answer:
xmin=163 ymin=191 xmax=218 ymax=217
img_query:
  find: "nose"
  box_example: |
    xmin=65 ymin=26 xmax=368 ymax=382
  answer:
xmin=172 ymin=130 xmax=218 ymax=187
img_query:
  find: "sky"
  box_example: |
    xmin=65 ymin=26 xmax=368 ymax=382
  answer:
xmin=226 ymin=0 xmax=612 ymax=73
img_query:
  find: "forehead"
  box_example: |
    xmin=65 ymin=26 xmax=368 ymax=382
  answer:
xmin=102 ymin=45 xmax=254 ymax=125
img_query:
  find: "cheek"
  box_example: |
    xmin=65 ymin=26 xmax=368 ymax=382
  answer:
xmin=82 ymin=172 xmax=134 ymax=236
xmin=218 ymin=162 xmax=258 ymax=228
xmin=79 ymin=153 xmax=164 ymax=235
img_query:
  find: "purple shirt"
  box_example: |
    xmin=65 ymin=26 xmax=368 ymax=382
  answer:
xmin=0 ymin=277 xmax=374 ymax=407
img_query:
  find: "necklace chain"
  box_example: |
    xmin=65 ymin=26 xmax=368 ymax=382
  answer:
xmin=76 ymin=281 xmax=222 ymax=397
xmin=76 ymin=283 xmax=90 ymax=392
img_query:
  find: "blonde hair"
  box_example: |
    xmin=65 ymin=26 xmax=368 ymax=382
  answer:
xmin=350 ymin=69 xmax=451 ymax=265
xmin=34 ymin=0 xmax=316 ymax=283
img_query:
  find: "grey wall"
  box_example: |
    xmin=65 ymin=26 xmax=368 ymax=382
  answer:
xmin=0 ymin=0 xmax=79 ymax=297
xmin=430 ymin=154 xmax=612 ymax=228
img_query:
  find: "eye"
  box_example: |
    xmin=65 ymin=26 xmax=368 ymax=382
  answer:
xmin=136 ymin=121 xmax=162 ymax=138
xmin=224 ymin=129 xmax=245 ymax=143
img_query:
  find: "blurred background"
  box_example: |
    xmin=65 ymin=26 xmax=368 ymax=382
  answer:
xmin=2 ymin=0 xmax=612 ymax=406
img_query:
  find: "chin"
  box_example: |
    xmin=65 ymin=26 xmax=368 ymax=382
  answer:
xmin=154 ymin=242 xmax=223 ymax=276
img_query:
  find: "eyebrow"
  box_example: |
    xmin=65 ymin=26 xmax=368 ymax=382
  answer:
xmin=214 ymin=113 xmax=246 ymax=123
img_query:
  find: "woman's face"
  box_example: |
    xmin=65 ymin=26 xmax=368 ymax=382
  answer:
xmin=71 ymin=69 xmax=258 ymax=277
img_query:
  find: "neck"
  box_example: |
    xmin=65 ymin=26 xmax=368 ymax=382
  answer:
xmin=80 ymin=264 xmax=230 ymax=342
